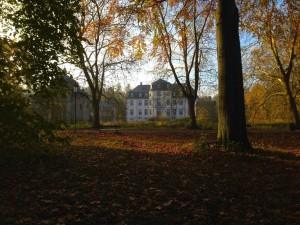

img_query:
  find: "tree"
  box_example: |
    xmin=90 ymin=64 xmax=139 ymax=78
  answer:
xmin=136 ymin=0 xmax=214 ymax=129
xmin=239 ymin=0 xmax=300 ymax=128
xmin=245 ymin=82 xmax=291 ymax=124
xmin=102 ymin=84 xmax=127 ymax=122
xmin=0 ymin=0 xmax=80 ymax=148
xmin=216 ymin=0 xmax=251 ymax=149
xmin=74 ymin=0 xmax=140 ymax=128
xmin=11 ymin=0 xmax=80 ymax=97
xmin=130 ymin=0 xmax=251 ymax=146
xmin=244 ymin=43 xmax=298 ymax=125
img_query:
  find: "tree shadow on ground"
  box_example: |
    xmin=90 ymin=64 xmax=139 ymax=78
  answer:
xmin=246 ymin=147 xmax=299 ymax=161
xmin=0 ymin=144 xmax=299 ymax=225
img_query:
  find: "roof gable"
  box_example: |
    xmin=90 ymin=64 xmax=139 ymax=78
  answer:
xmin=151 ymin=79 xmax=172 ymax=91
xmin=127 ymin=84 xmax=150 ymax=99
xmin=131 ymin=84 xmax=150 ymax=93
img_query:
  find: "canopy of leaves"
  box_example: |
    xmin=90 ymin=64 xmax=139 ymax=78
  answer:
xmin=0 ymin=39 xmax=61 ymax=150
xmin=0 ymin=0 xmax=81 ymax=149
xmin=239 ymin=0 xmax=300 ymax=126
xmin=7 ymin=0 xmax=81 ymax=96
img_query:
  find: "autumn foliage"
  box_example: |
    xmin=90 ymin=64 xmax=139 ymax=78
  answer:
xmin=240 ymin=0 xmax=300 ymax=127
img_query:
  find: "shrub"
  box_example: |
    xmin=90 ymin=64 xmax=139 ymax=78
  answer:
xmin=0 ymin=89 xmax=65 ymax=151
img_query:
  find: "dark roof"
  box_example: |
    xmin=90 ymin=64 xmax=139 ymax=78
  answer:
xmin=127 ymin=84 xmax=150 ymax=99
xmin=131 ymin=84 xmax=151 ymax=93
xmin=126 ymin=79 xmax=195 ymax=99
xmin=64 ymin=75 xmax=89 ymax=98
xmin=151 ymin=79 xmax=172 ymax=91
xmin=64 ymin=75 xmax=82 ymax=91
xmin=151 ymin=79 xmax=186 ymax=97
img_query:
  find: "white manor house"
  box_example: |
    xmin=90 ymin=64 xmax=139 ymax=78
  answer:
xmin=126 ymin=79 xmax=193 ymax=122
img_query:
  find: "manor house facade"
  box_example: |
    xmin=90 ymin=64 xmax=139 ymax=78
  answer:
xmin=31 ymin=76 xmax=91 ymax=123
xmin=126 ymin=79 xmax=191 ymax=122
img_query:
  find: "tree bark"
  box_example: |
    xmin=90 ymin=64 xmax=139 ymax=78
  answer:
xmin=285 ymin=82 xmax=300 ymax=129
xmin=188 ymin=98 xmax=198 ymax=129
xmin=91 ymin=91 xmax=100 ymax=129
xmin=216 ymin=0 xmax=251 ymax=149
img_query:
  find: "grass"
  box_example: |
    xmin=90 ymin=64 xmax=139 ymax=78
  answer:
xmin=59 ymin=118 xmax=212 ymax=130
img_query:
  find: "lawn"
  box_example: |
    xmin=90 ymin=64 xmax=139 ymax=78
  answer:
xmin=0 ymin=129 xmax=299 ymax=225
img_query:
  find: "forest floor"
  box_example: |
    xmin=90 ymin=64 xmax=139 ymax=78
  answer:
xmin=0 ymin=129 xmax=299 ymax=225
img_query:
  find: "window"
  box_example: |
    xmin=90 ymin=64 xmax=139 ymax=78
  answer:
xmin=179 ymin=99 xmax=183 ymax=105
xmin=138 ymin=100 xmax=142 ymax=106
xmin=149 ymin=100 xmax=152 ymax=105
xmin=138 ymin=109 xmax=142 ymax=115
xmin=157 ymin=109 xmax=161 ymax=116
xmin=179 ymin=109 xmax=183 ymax=115
xmin=130 ymin=100 xmax=134 ymax=106
xmin=145 ymin=93 xmax=148 ymax=97
xmin=130 ymin=109 xmax=134 ymax=116
xmin=149 ymin=109 xmax=152 ymax=115
xmin=172 ymin=109 xmax=177 ymax=116
xmin=144 ymin=109 xmax=148 ymax=115
xmin=131 ymin=93 xmax=134 ymax=97
xmin=166 ymin=99 xmax=170 ymax=105
xmin=144 ymin=100 xmax=148 ymax=106
xmin=157 ymin=100 xmax=161 ymax=106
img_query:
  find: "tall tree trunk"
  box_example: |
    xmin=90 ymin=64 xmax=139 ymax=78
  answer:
xmin=285 ymin=82 xmax=300 ymax=129
xmin=91 ymin=91 xmax=100 ymax=129
xmin=188 ymin=97 xmax=198 ymax=129
xmin=216 ymin=0 xmax=251 ymax=149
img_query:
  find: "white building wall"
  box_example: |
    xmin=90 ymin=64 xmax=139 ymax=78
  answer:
xmin=126 ymin=98 xmax=149 ymax=121
xmin=126 ymin=83 xmax=191 ymax=122
xmin=147 ymin=89 xmax=189 ymax=120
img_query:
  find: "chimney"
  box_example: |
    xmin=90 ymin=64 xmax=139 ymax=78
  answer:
xmin=140 ymin=82 xmax=142 ymax=85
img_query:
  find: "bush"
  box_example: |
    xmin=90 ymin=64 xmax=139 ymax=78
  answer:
xmin=148 ymin=116 xmax=169 ymax=122
xmin=249 ymin=123 xmax=291 ymax=130
xmin=197 ymin=120 xmax=218 ymax=130
xmin=0 ymin=90 xmax=65 ymax=150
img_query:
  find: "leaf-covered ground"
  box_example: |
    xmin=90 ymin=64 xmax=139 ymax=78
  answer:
xmin=0 ymin=129 xmax=299 ymax=225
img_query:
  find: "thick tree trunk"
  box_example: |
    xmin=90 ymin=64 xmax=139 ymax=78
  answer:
xmin=285 ymin=83 xmax=300 ymax=129
xmin=91 ymin=91 xmax=100 ymax=129
xmin=188 ymin=97 xmax=198 ymax=129
xmin=216 ymin=0 xmax=251 ymax=149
